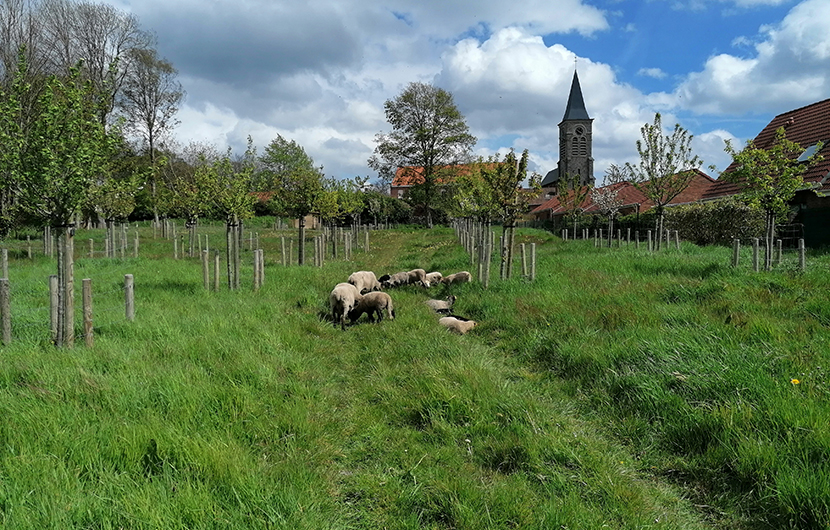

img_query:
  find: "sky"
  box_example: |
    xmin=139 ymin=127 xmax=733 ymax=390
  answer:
xmin=111 ymin=0 xmax=830 ymax=185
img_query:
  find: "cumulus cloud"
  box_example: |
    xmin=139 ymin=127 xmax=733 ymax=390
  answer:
xmin=671 ymin=0 xmax=830 ymax=114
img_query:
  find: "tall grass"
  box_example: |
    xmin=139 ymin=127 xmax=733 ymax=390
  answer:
xmin=0 ymin=223 xmax=827 ymax=528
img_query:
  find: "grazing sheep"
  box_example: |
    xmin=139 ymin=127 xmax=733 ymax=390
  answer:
xmin=349 ymin=292 xmax=395 ymax=323
xmin=442 ymin=271 xmax=472 ymax=285
xmin=438 ymin=316 xmax=477 ymax=334
xmin=348 ymin=271 xmax=381 ymax=294
xmin=379 ymin=271 xmax=410 ymax=289
xmin=425 ymin=295 xmax=456 ymax=314
xmin=406 ymin=268 xmax=429 ymax=288
xmin=330 ymin=282 xmax=363 ymax=331
xmin=425 ymin=271 xmax=443 ymax=286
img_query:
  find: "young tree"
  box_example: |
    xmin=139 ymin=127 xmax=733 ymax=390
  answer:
xmin=11 ymin=58 xmax=116 ymax=346
xmin=259 ymin=135 xmax=324 ymax=265
xmin=368 ymin=82 xmax=476 ymax=228
xmin=477 ymin=149 xmax=540 ymax=279
xmin=211 ymin=139 xmax=257 ymax=289
xmin=592 ymin=185 xmax=623 ymax=247
xmin=624 ymin=113 xmax=702 ymax=250
xmin=723 ymin=127 xmax=823 ymax=269
xmin=555 ymin=172 xmax=592 ymax=238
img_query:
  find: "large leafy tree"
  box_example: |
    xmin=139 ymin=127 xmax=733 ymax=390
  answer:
xmin=368 ymin=82 xmax=476 ymax=227
xmin=118 ymin=47 xmax=184 ymax=222
xmin=723 ymin=128 xmax=822 ymax=269
xmin=259 ymin=135 xmax=324 ymax=265
xmin=624 ymin=113 xmax=702 ymax=250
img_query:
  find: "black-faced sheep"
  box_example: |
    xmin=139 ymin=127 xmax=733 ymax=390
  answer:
xmin=349 ymin=292 xmax=395 ymax=323
xmin=348 ymin=271 xmax=381 ymax=294
xmin=438 ymin=316 xmax=477 ymax=334
xmin=425 ymin=271 xmax=443 ymax=286
xmin=379 ymin=271 xmax=409 ymax=289
xmin=442 ymin=271 xmax=472 ymax=285
xmin=425 ymin=295 xmax=456 ymax=314
xmin=330 ymin=282 xmax=363 ymax=331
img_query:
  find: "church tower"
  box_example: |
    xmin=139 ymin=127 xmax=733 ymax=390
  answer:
xmin=556 ymin=70 xmax=594 ymax=188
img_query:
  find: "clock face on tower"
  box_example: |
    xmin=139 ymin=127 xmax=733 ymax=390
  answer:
xmin=575 ymin=126 xmax=584 ymax=136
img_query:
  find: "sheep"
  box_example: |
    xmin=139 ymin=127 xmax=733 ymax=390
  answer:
xmin=348 ymin=270 xmax=381 ymax=294
xmin=442 ymin=271 xmax=472 ymax=286
xmin=406 ymin=268 xmax=429 ymax=288
xmin=425 ymin=271 xmax=443 ymax=286
xmin=438 ymin=316 xmax=477 ymax=334
xmin=349 ymin=292 xmax=395 ymax=323
xmin=379 ymin=271 xmax=409 ymax=289
xmin=425 ymin=295 xmax=456 ymax=314
xmin=330 ymin=282 xmax=363 ymax=331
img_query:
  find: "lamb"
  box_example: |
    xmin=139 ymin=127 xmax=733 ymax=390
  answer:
xmin=330 ymin=282 xmax=363 ymax=331
xmin=425 ymin=271 xmax=443 ymax=286
xmin=406 ymin=268 xmax=429 ymax=288
xmin=349 ymin=292 xmax=395 ymax=323
xmin=425 ymin=295 xmax=456 ymax=314
xmin=438 ymin=316 xmax=477 ymax=334
xmin=348 ymin=270 xmax=381 ymax=294
xmin=442 ymin=271 xmax=472 ymax=285
xmin=379 ymin=271 xmax=410 ymax=289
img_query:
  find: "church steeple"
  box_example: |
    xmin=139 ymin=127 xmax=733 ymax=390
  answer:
xmin=561 ymin=70 xmax=590 ymax=122
xmin=556 ymin=69 xmax=594 ymax=188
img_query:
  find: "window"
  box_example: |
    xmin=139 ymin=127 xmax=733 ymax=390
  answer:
xmin=798 ymin=144 xmax=820 ymax=162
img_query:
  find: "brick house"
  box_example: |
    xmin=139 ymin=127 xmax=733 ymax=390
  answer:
xmin=700 ymin=98 xmax=830 ymax=246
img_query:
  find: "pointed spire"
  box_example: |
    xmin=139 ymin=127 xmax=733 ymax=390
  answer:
xmin=561 ymin=70 xmax=590 ymax=122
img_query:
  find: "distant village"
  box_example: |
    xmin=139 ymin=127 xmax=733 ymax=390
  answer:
xmin=389 ymin=71 xmax=830 ymax=247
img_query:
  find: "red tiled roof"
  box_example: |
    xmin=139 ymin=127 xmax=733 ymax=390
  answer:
xmin=702 ymin=98 xmax=830 ymax=200
xmin=392 ymin=163 xmax=498 ymax=187
xmin=531 ymin=170 xmax=715 ymax=216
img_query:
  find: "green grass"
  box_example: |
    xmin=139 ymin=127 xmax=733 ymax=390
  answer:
xmin=0 ymin=222 xmax=828 ymax=528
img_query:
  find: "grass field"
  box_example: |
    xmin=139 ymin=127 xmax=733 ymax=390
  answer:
xmin=0 ymin=221 xmax=828 ymax=529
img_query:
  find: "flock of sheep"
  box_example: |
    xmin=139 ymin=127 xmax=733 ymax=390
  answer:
xmin=328 ymin=268 xmax=476 ymax=334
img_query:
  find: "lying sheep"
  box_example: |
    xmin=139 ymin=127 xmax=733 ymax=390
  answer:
xmin=425 ymin=271 xmax=443 ymax=286
xmin=348 ymin=270 xmax=381 ymax=294
xmin=330 ymin=282 xmax=363 ymax=331
xmin=439 ymin=316 xmax=477 ymax=334
xmin=425 ymin=295 xmax=456 ymax=314
xmin=379 ymin=271 xmax=409 ymax=289
xmin=349 ymin=292 xmax=395 ymax=323
xmin=442 ymin=271 xmax=472 ymax=285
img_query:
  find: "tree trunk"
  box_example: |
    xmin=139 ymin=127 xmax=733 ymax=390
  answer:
xmin=298 ymin=217 xmax=306 ymax=265
xmin=655 ymin=208 xmax=664 ymax=251
xmin=506 ymin=222 xmax=515 ymax=279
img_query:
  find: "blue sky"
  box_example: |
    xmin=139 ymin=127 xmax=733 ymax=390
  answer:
xmin=113 ymin=0 xmax=830 ymax=184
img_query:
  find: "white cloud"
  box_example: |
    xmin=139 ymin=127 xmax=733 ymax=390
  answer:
xmin=637 ymin=67 xmax=667 ymax=79
xmin=671 ymin=0 xmax=830 ymax=115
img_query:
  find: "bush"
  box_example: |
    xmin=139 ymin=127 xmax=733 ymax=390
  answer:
xmin=665 ymin=197 xmax=765 ymax=245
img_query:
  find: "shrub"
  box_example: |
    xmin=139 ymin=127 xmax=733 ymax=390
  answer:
xmin=665 ymin=197 xmax=764 ymax=245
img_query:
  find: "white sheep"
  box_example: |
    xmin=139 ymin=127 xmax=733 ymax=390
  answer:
xmin=425 ymin=295 xmax=456 ymax=314
xmin=425 ymin=271 xmax=443 ymax=286
xmin=330 ymin=282 xmax=363 ymax=331
xmin=442 ymin=271 xmax=472 ymax=285
xmin=438 ymin=316 xmax=477 ymax=334
xmin=349 ymin=292 xmax=396 ymax=323
xmin=348 ymin=270 xmax=381 ymax=294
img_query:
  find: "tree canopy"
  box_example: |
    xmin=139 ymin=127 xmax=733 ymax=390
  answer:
xmin=624 ymin=113 xmax=702 ymax=249
xmin=369 ymin=82 xmax=475 ymax=227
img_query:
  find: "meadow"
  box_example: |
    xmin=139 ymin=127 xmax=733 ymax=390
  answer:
xmin=0 ymin=221 xmax=828 ymax=529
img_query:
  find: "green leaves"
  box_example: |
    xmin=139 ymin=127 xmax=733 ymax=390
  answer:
xmin=724 ymin=127 xmax=822 ymax=220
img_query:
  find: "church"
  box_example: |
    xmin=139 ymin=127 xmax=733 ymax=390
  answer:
xmin=540 ymin=70 xmax=595 ymax=190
